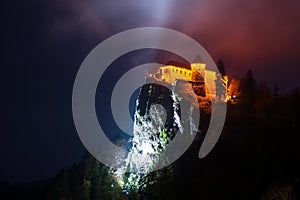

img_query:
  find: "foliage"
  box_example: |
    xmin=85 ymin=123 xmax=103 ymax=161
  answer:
xmin=215 ymin=73 xmax=227 ymax=101
xmin=6 ymin=67 xmax=300 ymax=200
xmin=261 ymin=181 xmax=297 ymax=200
xmin=217 ymin=59 xmax=226 ymax=76
xmin=237 ymin=69 xmax=257 ymax=120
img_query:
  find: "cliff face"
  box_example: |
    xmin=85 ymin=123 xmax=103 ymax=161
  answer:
xmin=46 ymin=83 xmax=179 ymax=199
xmin=111 ymin=83 xmax=179 ymax=193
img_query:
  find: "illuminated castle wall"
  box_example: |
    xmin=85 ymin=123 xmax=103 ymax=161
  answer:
xmin=159 ymin=65 xmax=193 ymax=83
xmin=149 ymin=62 xmax=228 ymax=99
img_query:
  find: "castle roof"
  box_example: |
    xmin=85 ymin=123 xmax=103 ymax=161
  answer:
xmin=193 ymin=54 xmax=204 ymax=63
xmin=165 ymin=60 xmax=190 ymax=70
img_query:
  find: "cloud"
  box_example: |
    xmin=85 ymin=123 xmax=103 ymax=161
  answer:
xmin=43 ymin=0 xmax=109 ymax=40
xmin=157 ymin=0 xmax=300 ymax=90
xmin=14 ymin=0 xmax=300 ymax=89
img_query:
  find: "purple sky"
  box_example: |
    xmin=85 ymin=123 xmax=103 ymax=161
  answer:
xmin=47 ymin=0 xmax=300 ymax=91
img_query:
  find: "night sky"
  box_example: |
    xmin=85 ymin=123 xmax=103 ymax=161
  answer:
xmin=3 ymin=0 xmax=300 ymax=183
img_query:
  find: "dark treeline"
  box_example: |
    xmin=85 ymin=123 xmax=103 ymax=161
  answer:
xmin=2 ymin=69 xmax=300 ymax=200
xmin=172 ymin=69 xmax=300 ymax=199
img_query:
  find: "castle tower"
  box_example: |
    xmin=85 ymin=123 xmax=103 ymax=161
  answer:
xmin=190 ymin=54 xmax=205 ymax=82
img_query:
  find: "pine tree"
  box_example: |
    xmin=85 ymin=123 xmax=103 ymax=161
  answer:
xmin=52 ymin=168 xmax=71 ymax=199
xmin=273 ymin=82 xmax=280 ymax=97
xmin=238 ymin=69 xmax=257 ymax=120
xmin=256 ymin=82 xmax=272 ymax=122
xmin=217 ymin=59 xmax=226 ymax=76
xmin=215 ymin=73 xmax=226 ymax=101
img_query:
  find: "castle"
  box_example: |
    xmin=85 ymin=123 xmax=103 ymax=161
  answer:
xmin=148 ymin=60 xmax=228 ymax=100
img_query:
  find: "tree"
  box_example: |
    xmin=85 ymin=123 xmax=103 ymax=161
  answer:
xmin=215 ymin=73 xmax=226 ymax=101
xmin=238 ymin=69 xmax=257 ymax=120
xmin=52 ymin=168 xmax=71 ymax=200
xmin=273 ymin=82 xmax=280 ymax=97
xmin=291 ymin=87 xmax=300 ymax=129
xmin=255 ymin=82 xmax=272 ymax=122
xmin=217 ymin=59 xmax=226 ymax=76
xmin=80 ymin=179 xmax=91 ymax=200
xmin=227 ymin=79 xmax=240 ymax=102
xmin=261 ymin=181 xmax=296 ymax=200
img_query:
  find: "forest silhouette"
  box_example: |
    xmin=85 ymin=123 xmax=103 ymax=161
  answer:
xmin=2 ymin=66 xmax=300 ymax=200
